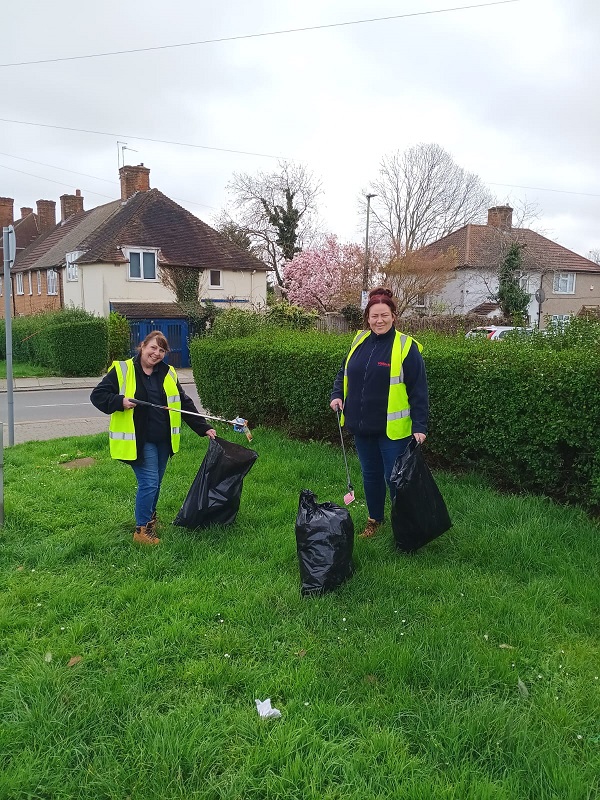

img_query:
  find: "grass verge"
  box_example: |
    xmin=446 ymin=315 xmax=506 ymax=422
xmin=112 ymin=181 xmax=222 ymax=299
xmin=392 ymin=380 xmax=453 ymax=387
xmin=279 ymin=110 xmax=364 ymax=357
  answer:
xmin=0 ymin=426 xmax=599 ymax=799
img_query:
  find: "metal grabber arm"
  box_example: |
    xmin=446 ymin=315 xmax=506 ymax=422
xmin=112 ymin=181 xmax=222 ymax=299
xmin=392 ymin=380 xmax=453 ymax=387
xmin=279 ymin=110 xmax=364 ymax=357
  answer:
xmin=126 ymin=398 xmax=253 ymax=441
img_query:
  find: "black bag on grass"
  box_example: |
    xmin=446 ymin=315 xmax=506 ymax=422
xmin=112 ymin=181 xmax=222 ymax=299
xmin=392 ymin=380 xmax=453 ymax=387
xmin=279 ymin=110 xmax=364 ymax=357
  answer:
xmin=295 ymin=489 xmax=354 ymax=596
xmin=173 ymin=436 xmax=258 ymax=529
xmin=390 ymin=439 xmax=451 ymax=553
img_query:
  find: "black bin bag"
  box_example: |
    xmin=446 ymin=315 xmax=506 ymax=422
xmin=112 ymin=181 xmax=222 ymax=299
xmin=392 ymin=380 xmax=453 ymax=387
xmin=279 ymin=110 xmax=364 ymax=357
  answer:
xmin=174 ymin=436 xmax=258 ymax=529
xmin=295 ymin=489 xmax=354 ymax=597
xmin=390 ymin=440 xmax=451 ymax=553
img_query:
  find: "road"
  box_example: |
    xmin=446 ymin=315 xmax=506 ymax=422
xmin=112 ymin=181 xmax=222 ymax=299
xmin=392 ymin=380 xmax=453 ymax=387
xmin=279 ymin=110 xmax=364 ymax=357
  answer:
xmin=0 ymin=384 xmax=204 ymax=445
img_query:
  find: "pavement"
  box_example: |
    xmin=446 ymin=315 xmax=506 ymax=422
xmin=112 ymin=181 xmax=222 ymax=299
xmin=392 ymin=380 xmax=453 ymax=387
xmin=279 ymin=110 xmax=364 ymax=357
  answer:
xmin=1 ymin=368 xmax=196 ymax=445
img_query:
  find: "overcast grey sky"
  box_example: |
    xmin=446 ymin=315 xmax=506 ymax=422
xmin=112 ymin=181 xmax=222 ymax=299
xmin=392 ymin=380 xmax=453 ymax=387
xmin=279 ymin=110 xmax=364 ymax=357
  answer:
xmin=0 ymin=0 xmax=598 ymax=257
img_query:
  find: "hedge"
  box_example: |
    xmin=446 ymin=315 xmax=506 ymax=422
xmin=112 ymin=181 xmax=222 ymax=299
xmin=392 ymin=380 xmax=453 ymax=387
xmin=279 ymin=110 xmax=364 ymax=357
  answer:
xmin=191 ymin=331 xmax=600 ymax=512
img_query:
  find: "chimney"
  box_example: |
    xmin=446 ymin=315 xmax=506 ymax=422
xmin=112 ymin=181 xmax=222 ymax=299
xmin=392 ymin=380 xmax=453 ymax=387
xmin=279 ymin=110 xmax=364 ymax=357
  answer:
xmin=119 ymin=163 xmax=150 ymax=200
xmin=20 ymin=206 xmax=34 ymax=219
xmin=36 ymin=199 xmax=57 ymax=233
xmin=60 ymin=189 xmax=84 ymax=221
xmin=0 ymin=197 xmax=14 ymax=228
xmin=487 ymin=205 xmax=513 ymax=231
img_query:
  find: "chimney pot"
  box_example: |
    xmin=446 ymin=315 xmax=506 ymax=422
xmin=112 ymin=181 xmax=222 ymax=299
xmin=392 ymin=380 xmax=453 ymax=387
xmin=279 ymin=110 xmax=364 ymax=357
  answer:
xmin=36 ymin=199 xmax=57 ymax=233
xmin=487 ymin=205 xmax=513 ymax=231
xmin=119 ymin=164 xmax=150 ymax=200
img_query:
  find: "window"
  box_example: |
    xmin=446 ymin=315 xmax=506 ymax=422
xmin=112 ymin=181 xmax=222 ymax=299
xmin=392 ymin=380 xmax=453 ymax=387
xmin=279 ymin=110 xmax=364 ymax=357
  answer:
xmin=16 ymin=273 xmax=24 ymax=295
xmin=519 ymin=275 xmax=530 ymax=292
xmin=209 ymin=269 xmax=222 ymax=288
xmin=28 ymin=272 xmax=33 ymax=295
xmin=128 ymin=250 xmax=157 ymax=281
xmin=551 ymin=314 xmax=571 ymax=328
xmin=47 ymin=269 xmax=58 ymax=295
xmin=415 ymin=292 xmax=426 ymax=308
xmin=37 ymin=270 xmax=42 ymax=295
xmin=66 ymin=251 xmax=81 ymax=282
xmin=0 ymin=276 xmax=2 ymax=296
xmin=553 ymin=272 xmax=575 ymax=294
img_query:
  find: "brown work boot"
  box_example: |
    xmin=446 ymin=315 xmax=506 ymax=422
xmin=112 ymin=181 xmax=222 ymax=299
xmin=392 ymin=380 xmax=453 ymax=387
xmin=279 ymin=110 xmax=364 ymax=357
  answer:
xmin=133 ymin=524 xmax=160 ymax=545
xmin=146 ymin=512 xmax=158 ymax=537
xmin=359 ymin=518 xmax=381 ymax=538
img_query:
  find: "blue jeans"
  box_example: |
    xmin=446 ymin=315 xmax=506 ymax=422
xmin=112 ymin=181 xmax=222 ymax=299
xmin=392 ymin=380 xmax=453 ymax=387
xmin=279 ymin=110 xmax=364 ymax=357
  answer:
xmin=130 ymin=441 xmax=171 ymax=526
xmin=353 ymin=434 xmax=411 ymax=522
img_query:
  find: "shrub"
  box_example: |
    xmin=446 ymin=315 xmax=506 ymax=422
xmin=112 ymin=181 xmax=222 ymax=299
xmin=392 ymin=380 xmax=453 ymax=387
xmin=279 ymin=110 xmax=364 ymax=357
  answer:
xmin=107 ymin=312 xmax=131 ymax=364
xmin=192 ymin=329 xmax=600 ymax=512
xmin=49 ymin=320 xmax=109 ymax=376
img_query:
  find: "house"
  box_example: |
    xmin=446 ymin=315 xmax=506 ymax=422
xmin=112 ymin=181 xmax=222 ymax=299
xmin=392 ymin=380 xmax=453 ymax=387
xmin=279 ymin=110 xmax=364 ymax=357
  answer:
xmin=5 ymin=165 xmax=268 ymax=362
xmin=414 ymin=206 xmax=600 ymax=328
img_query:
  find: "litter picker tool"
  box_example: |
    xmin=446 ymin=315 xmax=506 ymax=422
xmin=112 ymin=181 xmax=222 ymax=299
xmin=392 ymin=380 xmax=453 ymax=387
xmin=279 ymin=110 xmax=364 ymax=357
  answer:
xmin=126 ymin=398 xmax=253 ymax=441
xmin=335 ymin=408 xmax=354 ymax=505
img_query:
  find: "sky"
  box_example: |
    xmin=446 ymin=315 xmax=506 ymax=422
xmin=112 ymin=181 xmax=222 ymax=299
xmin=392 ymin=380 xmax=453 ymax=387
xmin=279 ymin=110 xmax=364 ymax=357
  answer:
xmin=0 ymin=0 xmax=598 ymax=258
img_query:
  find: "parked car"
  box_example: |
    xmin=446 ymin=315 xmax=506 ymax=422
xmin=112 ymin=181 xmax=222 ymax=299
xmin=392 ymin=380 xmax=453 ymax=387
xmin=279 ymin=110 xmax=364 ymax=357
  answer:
xmin=465 ymin=325 xmax=533 ymax=340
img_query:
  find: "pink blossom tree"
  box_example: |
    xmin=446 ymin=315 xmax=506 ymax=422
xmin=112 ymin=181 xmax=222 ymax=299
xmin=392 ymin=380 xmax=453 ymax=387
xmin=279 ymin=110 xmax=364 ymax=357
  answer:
xmin=283 ymin=234 xmax=363 ymax=311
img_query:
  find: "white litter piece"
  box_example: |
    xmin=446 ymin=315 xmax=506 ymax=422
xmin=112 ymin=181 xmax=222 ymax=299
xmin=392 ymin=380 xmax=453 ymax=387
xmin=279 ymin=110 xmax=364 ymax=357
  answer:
xmin=255 ymin=698 xmax=282 ymax=719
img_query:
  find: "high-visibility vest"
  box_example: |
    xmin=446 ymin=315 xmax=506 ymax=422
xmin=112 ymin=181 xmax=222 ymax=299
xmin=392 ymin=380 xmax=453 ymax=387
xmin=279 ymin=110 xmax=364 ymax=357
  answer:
xmin=341 ymin=329 xmax=423 ymax=440
xmin=108 ymin=359 xmax=182 ymax=459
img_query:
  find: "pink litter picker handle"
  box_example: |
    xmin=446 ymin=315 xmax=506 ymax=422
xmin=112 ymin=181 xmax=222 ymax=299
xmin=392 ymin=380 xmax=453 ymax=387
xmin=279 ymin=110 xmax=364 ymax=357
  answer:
xmin=335 ymin=408 xmax=355 ymax=505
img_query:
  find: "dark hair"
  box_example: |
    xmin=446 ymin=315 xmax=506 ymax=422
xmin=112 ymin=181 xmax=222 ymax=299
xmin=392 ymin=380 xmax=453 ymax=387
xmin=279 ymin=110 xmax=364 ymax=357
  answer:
xmin=137 ymin=330 xmax=170 ymax=352
xmin=362 ymin=288 xmax=397 ymax=327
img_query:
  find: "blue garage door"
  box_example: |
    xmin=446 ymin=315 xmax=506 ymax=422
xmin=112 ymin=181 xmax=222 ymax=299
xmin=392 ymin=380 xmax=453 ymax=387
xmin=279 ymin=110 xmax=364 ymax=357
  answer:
xmin=129 ymin=319 xmax=190 ymax=367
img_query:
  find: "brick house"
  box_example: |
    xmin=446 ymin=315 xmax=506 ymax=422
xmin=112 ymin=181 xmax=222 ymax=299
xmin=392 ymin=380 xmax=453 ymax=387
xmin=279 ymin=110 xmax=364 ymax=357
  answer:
xmin=5 ymin=164 xmax=268 ymax=320
xmin=413 ymin=206 xmax=600 ymax=328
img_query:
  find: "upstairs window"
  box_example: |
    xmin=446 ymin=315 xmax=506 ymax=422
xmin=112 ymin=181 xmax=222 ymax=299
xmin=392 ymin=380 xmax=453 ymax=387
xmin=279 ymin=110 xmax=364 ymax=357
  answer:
xmin=209 ymin=269 xmax=222 ymax=289
xmin=16 ymin=273 xmax=24 ymax=295
xmin=28 ymin=272 xmax=33 ymax=295
xmin=553 ymin=272 xmax=575 ymax=294
xmin=47 ymin=269 xmax=58 ymax=295
xmin=66 ymin=251 xmax=83 ymax=282
xmin=128 ymin=250 xmax=157 ymax=281
xmin=37 ymin=270 xmax=42 ymax=294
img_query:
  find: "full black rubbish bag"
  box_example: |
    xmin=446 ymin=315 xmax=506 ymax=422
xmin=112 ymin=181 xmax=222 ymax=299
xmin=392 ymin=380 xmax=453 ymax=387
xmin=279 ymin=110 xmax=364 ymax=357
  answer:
xmin=173 ymin=436 xmax=258 ymax=529
xmin=390 ymin=439 xmax=451 ymax=553
xmin=295 ymin=489 xmax=354 ymax=597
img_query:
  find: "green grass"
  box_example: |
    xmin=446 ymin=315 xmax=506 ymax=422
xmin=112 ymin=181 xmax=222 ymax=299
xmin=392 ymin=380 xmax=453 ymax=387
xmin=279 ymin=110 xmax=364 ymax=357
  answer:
xmin=0 ymin=360 xmax=54 ymax=378
xmin=0 ymin=427 xmax=599 ymax=799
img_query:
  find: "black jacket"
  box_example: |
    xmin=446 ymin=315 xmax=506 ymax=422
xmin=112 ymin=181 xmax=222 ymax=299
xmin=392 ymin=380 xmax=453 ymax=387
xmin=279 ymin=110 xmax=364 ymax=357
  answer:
xmin=90 ymin=356 xmax=211 ymax=458
xmin=331 ymin=327 xmax=428 ymax=436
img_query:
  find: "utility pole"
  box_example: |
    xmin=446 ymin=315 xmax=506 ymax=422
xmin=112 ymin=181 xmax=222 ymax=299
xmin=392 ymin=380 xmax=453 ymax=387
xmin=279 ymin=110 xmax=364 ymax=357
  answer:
xmin=361 ymin=193 xmax=376 ymax=307
xmin=3 ymin=225 xmax=15 ymax=447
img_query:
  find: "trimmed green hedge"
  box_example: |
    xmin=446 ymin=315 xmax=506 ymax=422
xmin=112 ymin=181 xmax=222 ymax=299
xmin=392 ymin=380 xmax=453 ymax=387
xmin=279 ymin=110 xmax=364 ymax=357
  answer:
xmin=191 ymin=331 xmax=600 ymax=511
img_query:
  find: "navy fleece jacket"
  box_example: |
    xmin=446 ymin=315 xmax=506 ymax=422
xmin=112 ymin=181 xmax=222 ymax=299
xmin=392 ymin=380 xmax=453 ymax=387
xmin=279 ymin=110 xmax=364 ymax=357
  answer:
xmin=330 ymin=327 xmax=428 ymax=436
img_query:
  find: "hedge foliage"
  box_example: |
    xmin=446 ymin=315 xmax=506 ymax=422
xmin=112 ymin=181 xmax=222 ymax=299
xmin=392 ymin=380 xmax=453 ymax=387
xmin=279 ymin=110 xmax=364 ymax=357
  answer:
xmin=107 ymin=312 xmax=131 ymax=364
xmin=2 ymin=309 xmax=109 ymax=375
xmin=191 ymin=329 xmax=600 ymax=512
xmin=208 ymin=303 xmax=318 ymax=340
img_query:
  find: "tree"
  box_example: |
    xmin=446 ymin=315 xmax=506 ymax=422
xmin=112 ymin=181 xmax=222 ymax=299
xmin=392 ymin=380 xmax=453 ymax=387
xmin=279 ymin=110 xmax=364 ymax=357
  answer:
xmin=496 ymin=243 xmax=530 ymax=321
xmin=365 ymin=143 xmax=493 ymax=262
xmin=283 ymin=234 xmax=364 ymax=312
xmin=215 ymin=217 xmax=256 ymax=254
xmin=588 ymin=248 xmax=600 ymax=265
xmin=223 ymin=160 xmax=322 ymax=287
xmin=384 ymin=248 xmax=458 ymax=317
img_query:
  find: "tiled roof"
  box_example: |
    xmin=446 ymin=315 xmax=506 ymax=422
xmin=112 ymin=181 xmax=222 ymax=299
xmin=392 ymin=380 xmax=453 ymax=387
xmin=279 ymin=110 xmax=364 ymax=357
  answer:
xmin=13 ymin=189 xmax=267 ymax=274
xmin=110 ymin=302 xmax=188 ymax=319
xmin=418 ymin=223 xmax=600 ymax=274
xmin=469 ymin=301 xmax=501 ymax=315
xmin=77 ymin=189 xmax=267 ymax=272
xmin=13 ymin=201 xmax=122 ymax=272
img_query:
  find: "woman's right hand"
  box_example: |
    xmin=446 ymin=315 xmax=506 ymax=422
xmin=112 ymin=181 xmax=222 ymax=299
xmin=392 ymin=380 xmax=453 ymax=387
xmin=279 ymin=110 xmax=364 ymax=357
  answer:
xmin=330 ymin=398 xmax=343 ymax=412
xmin=122 ymin=397 xmax=137 ymax=410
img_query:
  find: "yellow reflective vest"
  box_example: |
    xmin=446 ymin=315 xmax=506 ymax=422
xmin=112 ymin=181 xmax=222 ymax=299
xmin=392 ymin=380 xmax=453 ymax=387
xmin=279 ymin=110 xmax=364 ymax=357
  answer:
xmin=341 ymin=329 xmax=423 ymax=440
xmin=108 ymin=359 xmax=182 ymax=460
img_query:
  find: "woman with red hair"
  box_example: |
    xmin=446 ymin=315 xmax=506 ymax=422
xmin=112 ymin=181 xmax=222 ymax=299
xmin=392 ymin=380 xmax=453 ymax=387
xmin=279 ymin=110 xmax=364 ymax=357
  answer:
xmin=330 ymin=288 xmax=428 ymax=538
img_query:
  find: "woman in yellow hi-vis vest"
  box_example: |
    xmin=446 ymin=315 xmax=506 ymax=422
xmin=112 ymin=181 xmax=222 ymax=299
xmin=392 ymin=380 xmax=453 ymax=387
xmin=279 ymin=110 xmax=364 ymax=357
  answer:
xmin=330 ymin=288 xmax=429 ymax=539
xmin=91 ymin=331 xmax=216 ymax=545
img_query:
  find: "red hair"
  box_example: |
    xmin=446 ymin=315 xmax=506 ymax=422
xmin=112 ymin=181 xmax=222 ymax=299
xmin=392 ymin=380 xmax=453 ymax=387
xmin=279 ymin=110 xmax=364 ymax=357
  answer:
xmin=362 ymin=287 xmax=397 ymax=327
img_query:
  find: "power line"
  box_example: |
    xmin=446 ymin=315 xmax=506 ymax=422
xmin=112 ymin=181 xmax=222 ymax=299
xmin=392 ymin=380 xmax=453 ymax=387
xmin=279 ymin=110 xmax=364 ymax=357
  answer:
xmin=0 ymin=151 xmax=116 ymax=183
xmin=489 ymin=181 xmax=600 ymax=199
xmin=0 ymin=163 xmax=115 ymax=199
xmin=0 ymin=1 xmax=521 ymax=68
xmin=0 ymin=117 xmax=281 ymax=159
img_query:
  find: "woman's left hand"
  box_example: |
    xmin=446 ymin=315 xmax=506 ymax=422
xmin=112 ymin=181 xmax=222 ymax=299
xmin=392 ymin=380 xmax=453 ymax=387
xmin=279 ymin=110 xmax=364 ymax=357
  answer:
xmin=206 ymin=428 xmax=217 ymax=439
xmin=413 ymin=433 xmax=427 ymax=444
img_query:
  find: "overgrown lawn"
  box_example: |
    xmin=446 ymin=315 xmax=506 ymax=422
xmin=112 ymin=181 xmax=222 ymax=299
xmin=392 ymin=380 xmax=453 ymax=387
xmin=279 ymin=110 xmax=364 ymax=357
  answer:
xmin=0 ymin=427 xmax=598 ymax=799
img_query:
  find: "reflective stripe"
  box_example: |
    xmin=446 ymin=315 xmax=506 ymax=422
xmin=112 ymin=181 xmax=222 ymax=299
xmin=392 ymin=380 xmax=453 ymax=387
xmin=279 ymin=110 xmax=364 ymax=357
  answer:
xmin=109 ymin=431 xmax=136 ymax=440
xmin=166 ymin=394 xmax=180 ymax=404
xmin=171 ymin=427 xmax=181 ymax=435
xmin=387 ymin=409 xmax=411 ymax=421
xmin=116 ymin=360 xmax=128 ymax=394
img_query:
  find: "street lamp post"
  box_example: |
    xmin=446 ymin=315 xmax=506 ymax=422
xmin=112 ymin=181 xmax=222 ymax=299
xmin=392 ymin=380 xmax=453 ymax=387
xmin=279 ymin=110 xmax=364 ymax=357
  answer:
xmin=362 ymin=193 xmax=376 ymax=297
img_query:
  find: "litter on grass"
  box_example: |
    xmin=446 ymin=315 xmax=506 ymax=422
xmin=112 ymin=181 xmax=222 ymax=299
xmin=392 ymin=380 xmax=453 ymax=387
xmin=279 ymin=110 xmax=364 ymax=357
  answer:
xmin=255 ymin=698 xmax=281 ymax=719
